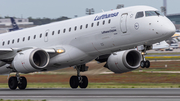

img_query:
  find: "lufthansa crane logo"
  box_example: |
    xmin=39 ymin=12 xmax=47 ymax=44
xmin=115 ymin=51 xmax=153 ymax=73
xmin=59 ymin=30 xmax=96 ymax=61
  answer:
xmin=134 ymin=23 xmax=139 ymax=30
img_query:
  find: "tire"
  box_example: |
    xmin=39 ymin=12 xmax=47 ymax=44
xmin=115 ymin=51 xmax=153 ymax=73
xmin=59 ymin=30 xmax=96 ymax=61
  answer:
xmin=18 ymin=76 xmax=27 ymax=90
xmin=145 ymin=60 xmax=150 ymax=68
xmin=70 ymin=76 xmax=79 ymax=88
xmin=140 ymin=61 xmax=145 ymax=68
xmin=8 ymin=76 xmax=18 ymax=90
xmin=79 ymin=76 xmax=88 ymax=88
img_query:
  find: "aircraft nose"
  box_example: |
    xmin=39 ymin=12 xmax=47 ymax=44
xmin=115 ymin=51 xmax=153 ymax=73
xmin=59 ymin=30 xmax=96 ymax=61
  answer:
xmin=164 ymin=19 xmax=176 ymax=36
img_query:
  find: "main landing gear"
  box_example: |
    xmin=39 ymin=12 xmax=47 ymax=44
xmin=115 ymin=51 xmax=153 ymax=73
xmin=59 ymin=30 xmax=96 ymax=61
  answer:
xmin=70 ymin=64 xmax=89 ymax=89
xmin=8 ymin=73 xmax=27 ymax=90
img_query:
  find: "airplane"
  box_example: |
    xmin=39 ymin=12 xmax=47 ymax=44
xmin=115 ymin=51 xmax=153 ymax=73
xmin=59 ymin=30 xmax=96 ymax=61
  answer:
xmin=8 ymin=17 xmax=22 ymax=32
xmin=156 ymin=32 xmax=180 ymax=50
xmin=0 ymin=6 xmax=175 ymax=90
xmin=152 ymin=41 xmax=170 ymax=50
xmin=169 ymin=32 xmax=180 ymax=48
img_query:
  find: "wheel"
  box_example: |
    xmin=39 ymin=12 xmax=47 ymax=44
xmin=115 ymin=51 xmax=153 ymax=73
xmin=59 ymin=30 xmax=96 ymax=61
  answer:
xmin=8 ymin=76 xmax=18 ymax=90
xmin=18 ymin=76 xmax=27 ymax=90
xmin=140 ymin=61 xmax=145 ymax=68
xmin=70 ymin=76 xmax=79 ymax=88
xmin=145 ymin=60 xmax=150 ymax=68
xmin=79 ymin=76 xmax=88 ymax=88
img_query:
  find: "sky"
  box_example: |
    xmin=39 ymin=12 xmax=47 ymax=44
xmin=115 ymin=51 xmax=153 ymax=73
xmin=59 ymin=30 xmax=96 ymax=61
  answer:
xmin=0 ymin=0 xmax=180 ymax=19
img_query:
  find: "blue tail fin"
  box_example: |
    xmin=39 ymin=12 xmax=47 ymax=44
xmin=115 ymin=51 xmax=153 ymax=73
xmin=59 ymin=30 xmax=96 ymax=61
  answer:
xmin=10 ymin=17 xmax=19 ymax=29
xmin=9 ymin=17 xmax=20 ymax=32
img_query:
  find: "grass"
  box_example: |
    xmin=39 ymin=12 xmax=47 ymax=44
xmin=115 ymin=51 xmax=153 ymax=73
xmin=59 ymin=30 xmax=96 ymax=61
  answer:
xmin=145 ymin=52 xmax=180 ymax=60
xmin=88 ymin=83 xmax=180 ymax=88
xmin=0 ymin=82 xmax=180 ymax=89
xmin=147 ymin=53 xmax=180 ymax=55
xmin=133 ymin=68 xmax=167 ymax=72
xmin=145 ymin=56 xmax=180 ymax=60
xmin=0 ymin=83 xmax=70 ymax=88
xmin=27 ymin=83 xmax=69 ymax=88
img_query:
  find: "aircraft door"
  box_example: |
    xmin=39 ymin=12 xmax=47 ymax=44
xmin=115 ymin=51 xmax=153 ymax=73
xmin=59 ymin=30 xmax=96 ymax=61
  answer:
xmin=44 ymin=30 xmax=49 ymax=42
xmin=120 ymin=13 xmax=128 ymax=33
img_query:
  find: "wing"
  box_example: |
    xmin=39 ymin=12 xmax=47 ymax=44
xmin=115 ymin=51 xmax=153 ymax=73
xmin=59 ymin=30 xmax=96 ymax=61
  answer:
xmin=0 ymin=48 xmax=13 ymax=55
xmin=0 ymin=47 xmax=64 ymax=60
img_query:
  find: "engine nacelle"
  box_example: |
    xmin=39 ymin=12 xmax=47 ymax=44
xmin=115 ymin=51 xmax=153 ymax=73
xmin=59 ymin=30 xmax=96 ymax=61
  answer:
xmin=106 ymin=50 xmax=142 ymax=73
xmin=12 ymin=48 xmax=49 ymax=73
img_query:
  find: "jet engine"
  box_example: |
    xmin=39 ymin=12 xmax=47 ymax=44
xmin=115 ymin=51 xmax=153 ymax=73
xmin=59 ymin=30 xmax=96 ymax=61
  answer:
xmin=12 ymin=48 xmax=49 ymax=73
xmin=106 ymin=50 xmax=142 ymax=73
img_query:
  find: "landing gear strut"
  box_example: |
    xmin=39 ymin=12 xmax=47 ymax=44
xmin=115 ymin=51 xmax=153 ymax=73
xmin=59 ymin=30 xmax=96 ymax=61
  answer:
xmin=140 ymin=45 xmax=151 ymax=68
xmin=8 ymin=73 xmax=27 ymax=90
xmin=69 ymin=64 xmax=88 ymax=89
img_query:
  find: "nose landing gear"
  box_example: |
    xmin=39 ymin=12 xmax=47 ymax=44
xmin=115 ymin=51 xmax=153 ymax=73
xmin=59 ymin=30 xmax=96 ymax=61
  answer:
xmin=139 ymin=45 xmax=151 ymax=68
xmin=140 ymin=60 xmax=150 ymax=68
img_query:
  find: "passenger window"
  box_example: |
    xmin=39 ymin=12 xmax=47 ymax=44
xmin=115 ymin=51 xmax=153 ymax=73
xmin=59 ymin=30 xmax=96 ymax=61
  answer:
xmin=34 ymin=35 xmax=36 ymax=39
xmin=69 ymin=28 xmax=71 ymax=32
xmin=103 ymin=20 xmax=105 ymax=25
xmin=8 ymin=40 xmax=10 ymax=44
xmin=40 ymin=34 xmax=42 ymax=38
xmin=52 ymin=31 xmax=54 ymax=35
xmin=28 ymin=36 xmax=30 ymax=40
xmin=86 ymin=24 xmax=88 ymax=28
xmin=23 ymin=37 xmax=25 ymax=41
xmin=74 ymin=26 xmax=77 ymax=31
xmin=80 ymin=25 xmax=82 ymax=29
xmin=58 ymin=30 xmax=60 ymax=34
xmin=17 ymin=38 xmax=20 ymax=43
xmin=108 ymin=19 xmax=111 ymax=24
xmin=46 ymin=32 xmax=48 ymax=36
xmin=91 ymin=23 xmax=94 ymax=27
xmin=135 ymin=11 xmax=144 ymax=19
xmin=63 ymin=29 xmax=66 ymax=33
xmin=12 ymin=39 xmax=14 ymax=44
xmin=97 ymin=22 xmax=99 ymax=26
xmin=2 ymin=41 xmax=5 ymax=46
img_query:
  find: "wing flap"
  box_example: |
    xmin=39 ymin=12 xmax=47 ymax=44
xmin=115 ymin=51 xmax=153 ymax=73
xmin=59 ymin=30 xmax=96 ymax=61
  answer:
xmin=0 ymin=48 xmax=13 ymax=52
xmin=0 ymin=48 xmax=13 ymax=55
xmin=43 ymin=48 xmax=56 ymax=53
xmin=0 ymin=47 xmax=64 ymax=60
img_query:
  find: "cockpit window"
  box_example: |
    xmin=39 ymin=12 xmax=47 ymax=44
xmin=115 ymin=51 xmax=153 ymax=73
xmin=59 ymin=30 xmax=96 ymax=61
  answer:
xmin=145 ymin=11 xmax=162 ymax=17
xmin=135 ymin=11 xmax=144 ymax=19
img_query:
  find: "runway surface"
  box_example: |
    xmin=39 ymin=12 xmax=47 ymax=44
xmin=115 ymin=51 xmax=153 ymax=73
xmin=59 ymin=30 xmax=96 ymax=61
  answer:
xmin=0 ymin=88 xmax=180 ymax=101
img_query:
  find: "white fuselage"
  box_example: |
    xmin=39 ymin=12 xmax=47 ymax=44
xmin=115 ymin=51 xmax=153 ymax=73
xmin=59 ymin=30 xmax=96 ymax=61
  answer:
xmin=0 ymin=6 xmax=175 ymax=72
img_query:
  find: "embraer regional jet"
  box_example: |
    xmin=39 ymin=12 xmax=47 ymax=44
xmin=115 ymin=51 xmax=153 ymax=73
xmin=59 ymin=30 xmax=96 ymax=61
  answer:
xmin=0 ymin=6 xmax=175 ymax=90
